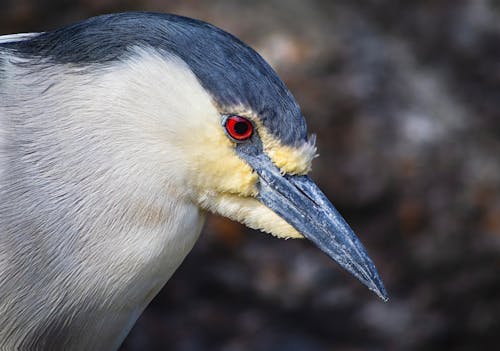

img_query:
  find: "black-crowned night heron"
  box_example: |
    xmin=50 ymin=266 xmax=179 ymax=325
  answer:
xmin=0 ymin=12 xmax=388 ymax=350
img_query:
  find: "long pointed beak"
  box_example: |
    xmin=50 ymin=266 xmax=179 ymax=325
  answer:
xmin=246 ymin=154 xmax=388 ymax=301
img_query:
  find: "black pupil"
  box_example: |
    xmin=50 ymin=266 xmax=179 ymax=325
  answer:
xmin=234 ymin=121 xmax=249 ymax=135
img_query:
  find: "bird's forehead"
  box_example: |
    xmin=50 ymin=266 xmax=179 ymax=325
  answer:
xmin=5 ymin=12 xmax=308 ymax=146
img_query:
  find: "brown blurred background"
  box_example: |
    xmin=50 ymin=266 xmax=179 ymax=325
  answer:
xmin=2 ymin=0 xmax=499 ymax=350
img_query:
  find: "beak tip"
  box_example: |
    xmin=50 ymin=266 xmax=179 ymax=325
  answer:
xmin=350 ymin=256 xmax=389 ymax=302
xmin=366 ymin=276 xmax=389 ymax=302
xmin=373 ymin=286 xmax=390 ymax=302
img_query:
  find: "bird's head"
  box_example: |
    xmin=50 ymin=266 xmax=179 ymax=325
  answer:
xmin=6 ymin=12 xmax=387 ymax=300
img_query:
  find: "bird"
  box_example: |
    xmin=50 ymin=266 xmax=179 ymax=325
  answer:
xmin=0 ymin=12 xmax=388 ymax=350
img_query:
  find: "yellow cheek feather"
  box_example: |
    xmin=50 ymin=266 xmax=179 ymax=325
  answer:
xmin=183 ymin=107 xmax=315 ymax=239
xmin=259 ymin=127 xmax=317 ymax=175
xmin=186 ymin=122 xmax=258 ymax=198
xmin=198 ymin=192 xmax=303 ymax=239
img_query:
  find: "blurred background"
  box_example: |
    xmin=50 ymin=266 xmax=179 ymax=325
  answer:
xmin=2 ymin=0 xmax=499 ymax=350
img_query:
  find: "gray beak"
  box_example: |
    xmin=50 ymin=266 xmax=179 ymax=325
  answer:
xmin=246 ymin=154 xmax=388 ymax=301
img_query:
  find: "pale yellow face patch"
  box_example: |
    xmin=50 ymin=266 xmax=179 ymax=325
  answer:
xmin=182 ymin=109 xmax=315 ymax=239
xmin=259 ymin=126 xmax=317 ymax=175
xmin=179 ymin=119 xmax=306 ymax=239
xmin=182 ymin=123 xmax=259 ymax=198
xmin=198 ymin=192 xmax=304 ymax=239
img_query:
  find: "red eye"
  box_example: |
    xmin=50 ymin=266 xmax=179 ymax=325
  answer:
xmin=225 ymin=115 xmax=253 ymax=141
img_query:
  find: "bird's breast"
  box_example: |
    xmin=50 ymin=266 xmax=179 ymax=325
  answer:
xmin=101 ymin=200 xmax=206 ymax=350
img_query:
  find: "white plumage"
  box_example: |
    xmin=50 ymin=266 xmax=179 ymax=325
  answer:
xmin=0 ymin=44 xmax=212 ymax=349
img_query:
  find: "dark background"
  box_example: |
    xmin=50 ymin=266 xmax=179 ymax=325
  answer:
xmin=2 ymin=1 xmax=499 ymax=350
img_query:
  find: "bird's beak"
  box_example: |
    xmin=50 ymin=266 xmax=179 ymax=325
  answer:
xmin=245 ymin=154 xmax=388 ymax=301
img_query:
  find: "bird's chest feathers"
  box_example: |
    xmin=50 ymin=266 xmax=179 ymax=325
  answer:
xmin=76 ymin=195 xmax=205 ymax=347
xmin=98 ymin=196 xmax=205 ymax=310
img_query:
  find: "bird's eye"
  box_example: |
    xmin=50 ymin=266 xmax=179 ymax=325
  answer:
xmin=224 ymin=116 xmax=253 ymax=141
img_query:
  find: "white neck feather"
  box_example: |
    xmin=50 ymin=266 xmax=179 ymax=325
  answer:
xmin=0 ymin=48 xmax=215 ymax=349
